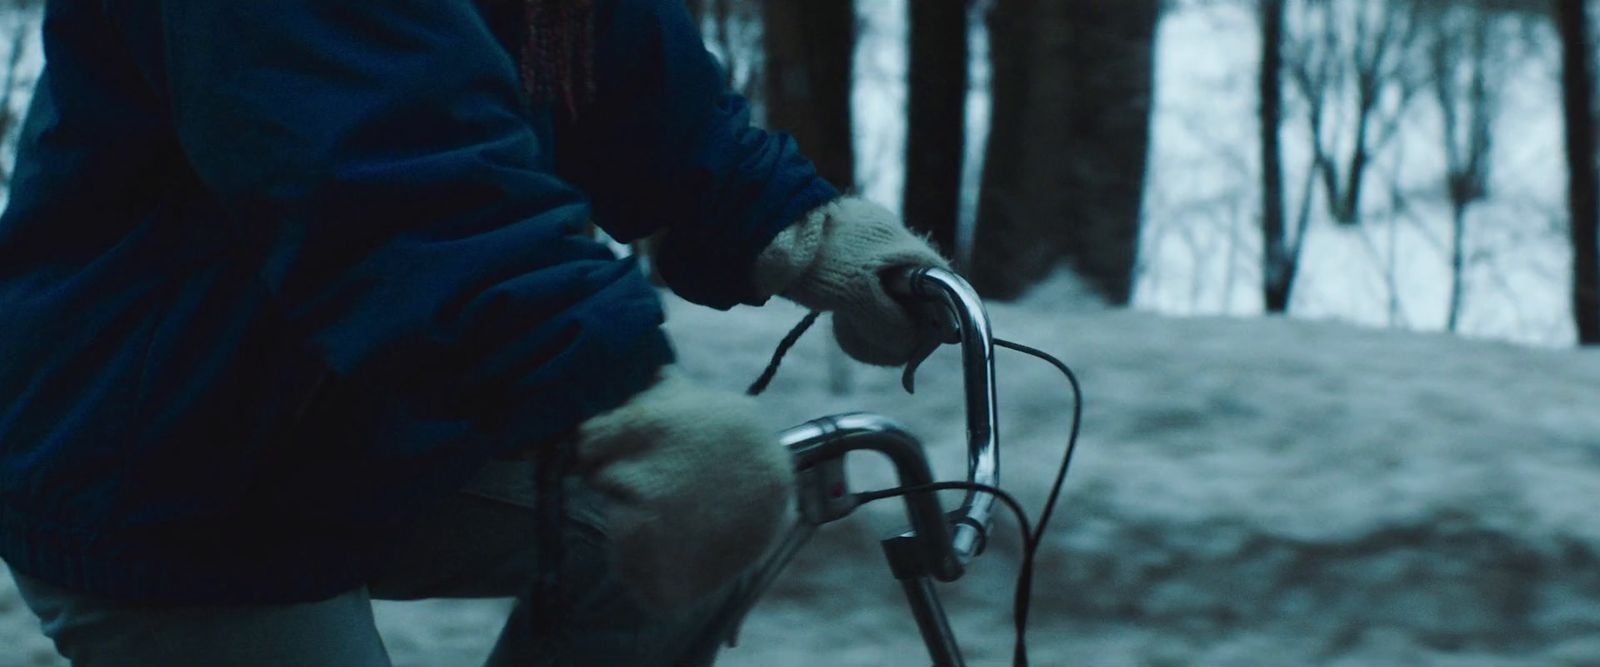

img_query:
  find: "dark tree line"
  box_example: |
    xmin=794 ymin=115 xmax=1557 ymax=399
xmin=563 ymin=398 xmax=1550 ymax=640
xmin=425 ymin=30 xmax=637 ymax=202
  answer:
xmin=0 ymin=0 xmax=1582 ymax=338
xmin=706 ymin=0 xmax=1157 ymax=306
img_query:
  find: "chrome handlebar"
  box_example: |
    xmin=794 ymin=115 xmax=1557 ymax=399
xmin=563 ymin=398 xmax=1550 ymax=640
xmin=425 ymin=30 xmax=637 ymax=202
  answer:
xmin=727 ymin=267 xmax=999 ymax=658
xmin=776 ymin=267 xmax=998 ymax=582
xmin=779 ymin=414 xmax=960 ymax=580
xmin=883 ymin=266 xmax=1000 ymax=568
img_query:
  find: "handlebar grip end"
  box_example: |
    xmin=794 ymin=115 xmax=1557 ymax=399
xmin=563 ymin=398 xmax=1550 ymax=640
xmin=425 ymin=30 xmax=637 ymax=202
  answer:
xmin=881 ymin=265 xmax=932 ymax=299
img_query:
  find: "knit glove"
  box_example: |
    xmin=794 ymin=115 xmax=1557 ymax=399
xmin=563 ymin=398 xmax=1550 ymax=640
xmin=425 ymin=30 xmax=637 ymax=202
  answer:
xmin=754 ymin=197 xmax=950 ymax=366
xmin=573 ymin=368 xmax=794 ymax=609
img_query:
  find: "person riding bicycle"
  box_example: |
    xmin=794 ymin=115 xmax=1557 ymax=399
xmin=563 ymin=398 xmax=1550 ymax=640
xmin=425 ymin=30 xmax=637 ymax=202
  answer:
xmin=0 ymin=0 xmax=945 ymax=664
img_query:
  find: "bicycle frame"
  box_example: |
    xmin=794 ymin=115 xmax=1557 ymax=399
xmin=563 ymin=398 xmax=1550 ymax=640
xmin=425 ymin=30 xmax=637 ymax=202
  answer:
xmin=724 ymin=268 xmax=1000 ymax=667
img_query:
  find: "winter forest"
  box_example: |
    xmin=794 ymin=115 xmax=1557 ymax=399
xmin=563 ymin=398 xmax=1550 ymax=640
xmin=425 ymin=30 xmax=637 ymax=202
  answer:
xmin=0 ymin=1 xmax=1598 ymax=666
xmin=689 ymin=0 xmax=1599 ymax=348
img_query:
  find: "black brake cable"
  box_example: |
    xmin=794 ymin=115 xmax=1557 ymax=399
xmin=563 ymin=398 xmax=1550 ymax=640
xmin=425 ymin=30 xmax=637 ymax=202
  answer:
xmin=749 ymin=314 xmax=1086 ymax=667
xmin=993 ymin=337 xmax=1084 ymax=666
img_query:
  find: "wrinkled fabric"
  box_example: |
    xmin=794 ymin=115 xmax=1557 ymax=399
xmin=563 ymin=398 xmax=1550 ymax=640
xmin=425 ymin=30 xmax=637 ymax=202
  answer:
xmin=0 ymin=0 xmax=836 ymax=604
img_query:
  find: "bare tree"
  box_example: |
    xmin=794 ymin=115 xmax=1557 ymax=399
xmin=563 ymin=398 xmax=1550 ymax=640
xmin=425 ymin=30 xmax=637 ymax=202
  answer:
xmin=1558 ymin=0 xmax=1600 ymax=344
xmin=1285 ymin=0 xmax=1427 ymax=227
xmin=1426 ymin=1 xmax=1497 ymax=332
xmin=903 ymin=0 xmax=969 ymax=261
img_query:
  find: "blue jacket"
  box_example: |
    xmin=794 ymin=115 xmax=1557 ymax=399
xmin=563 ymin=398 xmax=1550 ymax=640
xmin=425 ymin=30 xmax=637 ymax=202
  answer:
xmin=0 ymin=0 xmax=837 ymax=603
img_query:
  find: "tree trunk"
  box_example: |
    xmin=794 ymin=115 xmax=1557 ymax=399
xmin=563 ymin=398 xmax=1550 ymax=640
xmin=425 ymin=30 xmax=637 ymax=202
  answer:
xmin=1559 ymin=0 xmax=1600 ymax=345
xmin=762 ymin=0 xmax=856 ymax=192
xmin=971 ymin=0 xmax=1159 ymax=303
xmin=1261 ymin=0 xmax=1291 ymax=313
xmin=1447 ymin=203 xmax=1467 ymax=332
xmin=1434 ymin=2 xmax=1494 ymax=335
xmin=970 ymin=0 xmax=1041 ymax=299
xmin=903 ymin=0 xmax=968 ymax=262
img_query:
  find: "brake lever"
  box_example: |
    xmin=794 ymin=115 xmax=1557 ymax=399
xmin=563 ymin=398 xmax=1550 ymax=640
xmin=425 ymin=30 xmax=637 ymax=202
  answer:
xmin=901 ymin=340 xmax=939 ymax=395
xmin=899 ymin=297 xmax=962 ymax=394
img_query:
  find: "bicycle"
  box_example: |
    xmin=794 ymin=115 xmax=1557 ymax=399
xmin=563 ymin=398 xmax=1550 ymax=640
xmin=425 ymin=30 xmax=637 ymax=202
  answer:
xmin=722 ymin=267 xmax=1085 ymax=667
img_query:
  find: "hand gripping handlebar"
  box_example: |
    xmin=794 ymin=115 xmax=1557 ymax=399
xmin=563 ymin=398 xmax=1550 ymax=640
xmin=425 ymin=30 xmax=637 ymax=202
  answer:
xmin=882 ymin=265 xmax=1000 ymax=572
xmin=726 ymin=267 xmax=1000 ymax=667
xmin=776 ymin=266 xmax=999 ymax=580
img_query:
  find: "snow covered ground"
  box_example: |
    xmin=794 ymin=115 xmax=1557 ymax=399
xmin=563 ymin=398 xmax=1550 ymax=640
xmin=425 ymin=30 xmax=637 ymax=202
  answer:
xmin=3 ymin=275 xmax=1597 ymax=666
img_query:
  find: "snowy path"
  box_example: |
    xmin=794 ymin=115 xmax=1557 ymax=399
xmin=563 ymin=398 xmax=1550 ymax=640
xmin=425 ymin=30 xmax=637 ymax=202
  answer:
xmin=3 ymin=277 xmax=1597 ymax=665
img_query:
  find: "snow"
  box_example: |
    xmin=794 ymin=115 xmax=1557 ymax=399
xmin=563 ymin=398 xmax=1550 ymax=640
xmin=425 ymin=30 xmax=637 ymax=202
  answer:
xmin=4 ymin=275 xmax=1598 ymax=666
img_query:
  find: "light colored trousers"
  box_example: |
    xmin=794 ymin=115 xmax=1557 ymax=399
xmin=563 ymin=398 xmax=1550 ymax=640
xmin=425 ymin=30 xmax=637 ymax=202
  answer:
xmin=11 ymin=461 xmax=745 ymax=666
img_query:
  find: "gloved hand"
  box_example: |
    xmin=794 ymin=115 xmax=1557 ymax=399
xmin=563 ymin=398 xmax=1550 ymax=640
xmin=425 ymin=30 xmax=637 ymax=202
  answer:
xmin=754 ymin=196 xmax=950 ymax=366
xmin=573 ymin=368 xmax=794 ymax=609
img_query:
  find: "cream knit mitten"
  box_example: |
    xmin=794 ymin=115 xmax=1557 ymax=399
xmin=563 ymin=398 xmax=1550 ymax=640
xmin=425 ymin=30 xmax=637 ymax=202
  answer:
xmin=755 ymin=197 xmax=950 ymax=366
xmin=573 ymin=369 xmax=794 ymax=609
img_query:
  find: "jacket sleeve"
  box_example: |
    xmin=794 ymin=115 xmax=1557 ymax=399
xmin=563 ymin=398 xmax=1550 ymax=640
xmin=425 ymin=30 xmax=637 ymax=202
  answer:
xmin=556 ymin=0 xmax=841 ymax=311
xmin=117 ymin=0 xmax=674 ymax=451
